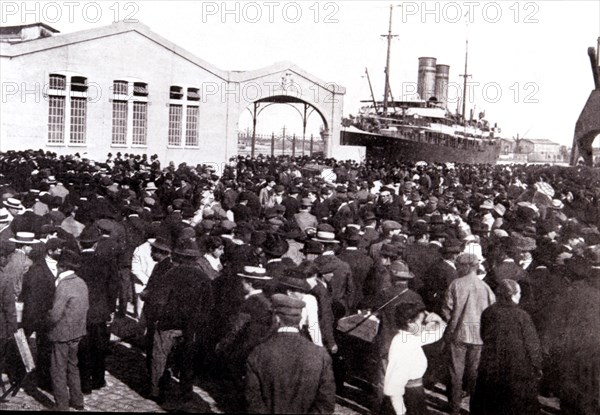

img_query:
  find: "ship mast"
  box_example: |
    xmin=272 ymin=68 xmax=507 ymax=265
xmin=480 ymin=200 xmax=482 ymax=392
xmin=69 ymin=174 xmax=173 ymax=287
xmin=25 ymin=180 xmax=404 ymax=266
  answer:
xmin=381 ymin=4 xmax=397 ymax=114
xmin=365 ymin=68 xmax=379 ymax=112
xmin=459 ymin=18 xmax=471 ymax=123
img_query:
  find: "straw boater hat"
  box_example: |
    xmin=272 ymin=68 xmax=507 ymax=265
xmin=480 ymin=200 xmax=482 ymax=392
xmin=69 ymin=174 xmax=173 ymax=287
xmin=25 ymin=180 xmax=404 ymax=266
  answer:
xmin=145 ymin=182 xmax=158 ymax=191
xmin=237 ymin=266 xmax=272 ymax=280
xmin=3 ymin=197 xmax=24 ymax=210
xmin=0 ymin=208 xmax=10 ymax=223
xmin=312 ymin=230 xmax=339 ymax=244
xmin=9 ymin=232 xmax=40 ymax=244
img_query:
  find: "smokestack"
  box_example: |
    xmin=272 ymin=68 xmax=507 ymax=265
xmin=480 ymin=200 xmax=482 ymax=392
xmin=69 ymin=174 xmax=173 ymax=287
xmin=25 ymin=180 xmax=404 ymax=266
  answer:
xmin=417 ymin=57 xmax=437 ymax=101
xmin=434 ymin=64 xmax=450 ymax=109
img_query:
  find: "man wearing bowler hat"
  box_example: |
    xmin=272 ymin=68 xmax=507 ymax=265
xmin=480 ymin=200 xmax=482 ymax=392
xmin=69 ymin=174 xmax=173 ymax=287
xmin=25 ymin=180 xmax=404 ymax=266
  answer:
xmin=245 ymin=293 xmax=335 ymax=414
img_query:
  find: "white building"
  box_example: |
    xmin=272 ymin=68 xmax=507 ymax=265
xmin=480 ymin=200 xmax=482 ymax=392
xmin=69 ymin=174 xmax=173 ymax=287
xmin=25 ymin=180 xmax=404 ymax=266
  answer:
xmin=1 ymin=21 xmax=347 ymax=169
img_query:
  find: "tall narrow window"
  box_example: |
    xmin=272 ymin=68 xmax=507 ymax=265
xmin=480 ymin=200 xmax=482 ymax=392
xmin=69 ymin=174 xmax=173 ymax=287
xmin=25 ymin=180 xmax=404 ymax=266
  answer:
xmin=69 ymin=97 xmax=87 ymax=144
xmin=168 ymin=105 xmax=182 ymax=146
xmin=111 ymin=100 xmax=128 ymax=145
xmin=132 ymin=102 xmax=147 ymax=145
xmin=47 ymin=96 xmax=65 ymax=144
xmin=185 ymin=106 xmax=199 ymax=147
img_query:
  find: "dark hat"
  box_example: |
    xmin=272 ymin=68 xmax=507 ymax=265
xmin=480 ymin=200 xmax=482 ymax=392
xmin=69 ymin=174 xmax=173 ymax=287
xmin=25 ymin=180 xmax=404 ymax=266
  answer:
xmin=237 ymin=265 xmax=272 ymax=280
xmin=390 ymin=260 xmax=413 ymax=279
xmin=271 ymin=294 xmax=305 ymax=316
xmin=410 ymin=220 xmax=429 ymax=237
xmin=380 ymin=243 xmax=400 ymax=258
xmin=342 ymin=226 xmax=361 ymax=242
xmin=442 ymin=238 xmax=464 ymax=254
xmin=45 ymin=237 xmax=66 ymax=251
xmin=9 ymin=232 xmax=40 ymax=244
xmin=78 ymin=226 xmax=100 ymax=244
xmin=150 ymin=237 xmax=172 ymax=253
xmin=58 ymin=249 xmax=81 ymax=270
xmin=362 ymin=211 xmax=377 ymax=222
xmin=279 ymin=276 xmax=311 ymax=293
xmin=265 ymin=207 xmax=279 ymax=219
xmin=284 ymin=226 xmax=306 ymax=242
xmin=274 ymin=184 xmax=285 ymax=194
xmin=262 ymin=233 xmax=290 ymax=257
xmin=173 ymin=240 xmax=200 ymax=258
xmin=303 ymin=240 xmax=324 ymax=255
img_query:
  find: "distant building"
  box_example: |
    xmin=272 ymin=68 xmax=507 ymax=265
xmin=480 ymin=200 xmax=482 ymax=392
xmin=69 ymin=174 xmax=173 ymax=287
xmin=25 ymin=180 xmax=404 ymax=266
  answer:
xmin=0 ymin=22 xmax=345 ymax=167
xmin=498 ymin=137 xmax=565 ymax=163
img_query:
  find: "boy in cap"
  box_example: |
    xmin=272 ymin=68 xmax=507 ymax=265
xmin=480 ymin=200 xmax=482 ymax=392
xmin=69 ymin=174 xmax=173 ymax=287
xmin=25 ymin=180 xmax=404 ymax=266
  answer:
xmin=245 ymin=294 xmax=335 ymax=414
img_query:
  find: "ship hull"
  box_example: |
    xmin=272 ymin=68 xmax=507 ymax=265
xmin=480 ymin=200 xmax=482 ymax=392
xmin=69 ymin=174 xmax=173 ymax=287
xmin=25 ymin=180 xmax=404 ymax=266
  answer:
xmin=341 ymin=129 xmax=501 ymax=164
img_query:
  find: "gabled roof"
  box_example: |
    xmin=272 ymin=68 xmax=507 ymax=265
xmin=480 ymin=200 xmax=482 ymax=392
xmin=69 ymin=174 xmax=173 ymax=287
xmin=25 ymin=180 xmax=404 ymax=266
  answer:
xmin=0 ymin=21 xmax=345 ymax=93
xmin=521 ymin=138 xmax=561 ymax=145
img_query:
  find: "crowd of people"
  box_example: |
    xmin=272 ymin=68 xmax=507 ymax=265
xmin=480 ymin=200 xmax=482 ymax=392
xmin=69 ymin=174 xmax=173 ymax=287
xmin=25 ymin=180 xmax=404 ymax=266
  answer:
xmin=0 ymin=148 xmax=599 ymax=414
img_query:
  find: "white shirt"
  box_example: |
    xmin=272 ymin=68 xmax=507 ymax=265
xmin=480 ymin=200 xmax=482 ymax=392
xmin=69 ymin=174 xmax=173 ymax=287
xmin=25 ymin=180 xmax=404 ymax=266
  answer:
xmin=131 ymin=241 xmax=156 ymax=293
xmin=299 ymin=293 xmax=323 ymax=347
xmin=45 ymin=256 xmax=58 ymax=278
xmin=204 ymin=253 xmax=222 ymax=272
xmin=384 ymin=322 xmax=447 ymax=412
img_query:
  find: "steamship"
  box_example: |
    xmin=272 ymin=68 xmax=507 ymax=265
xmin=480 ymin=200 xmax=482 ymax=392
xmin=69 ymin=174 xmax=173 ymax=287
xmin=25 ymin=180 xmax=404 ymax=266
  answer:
xmin=340 ymin=7 xmax=502 ymax=164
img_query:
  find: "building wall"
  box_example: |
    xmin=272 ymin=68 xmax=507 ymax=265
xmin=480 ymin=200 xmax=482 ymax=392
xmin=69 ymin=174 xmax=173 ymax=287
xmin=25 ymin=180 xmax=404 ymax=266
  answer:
xmin=1 ymin=25 xmax=346 ymax=169
xmin=1 ymin=31 xmax=233 ymax=166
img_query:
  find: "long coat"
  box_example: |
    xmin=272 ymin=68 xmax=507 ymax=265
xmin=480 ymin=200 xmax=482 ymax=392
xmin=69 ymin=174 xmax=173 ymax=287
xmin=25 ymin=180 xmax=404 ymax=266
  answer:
xmin=470 ymin=301 xmax=542 ymax=415
xmin=0 ymin=270 xmax=17 ymax=339
xmin=21 ymin=258 xmax=56 ymax=335
xmin=245 ymin=331 xmax=336 ymax=414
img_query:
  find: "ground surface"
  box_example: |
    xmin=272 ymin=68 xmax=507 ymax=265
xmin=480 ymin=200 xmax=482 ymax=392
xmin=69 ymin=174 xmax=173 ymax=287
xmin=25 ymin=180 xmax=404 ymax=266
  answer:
xmin=0 ymin=315 xmax=562 ymax=413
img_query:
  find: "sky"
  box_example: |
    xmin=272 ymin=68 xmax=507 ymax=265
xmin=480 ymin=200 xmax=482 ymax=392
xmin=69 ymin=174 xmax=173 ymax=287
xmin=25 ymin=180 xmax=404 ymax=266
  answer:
xmin=2 ymin=0 xmax=600 ymax=147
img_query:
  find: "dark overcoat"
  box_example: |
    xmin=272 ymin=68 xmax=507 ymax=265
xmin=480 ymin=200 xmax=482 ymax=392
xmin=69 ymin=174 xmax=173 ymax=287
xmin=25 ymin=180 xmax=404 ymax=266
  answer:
xmin=470 ymin=301 xmax=542 ymax=415
xmin=245 ymin=331 xmax=336 ymax=414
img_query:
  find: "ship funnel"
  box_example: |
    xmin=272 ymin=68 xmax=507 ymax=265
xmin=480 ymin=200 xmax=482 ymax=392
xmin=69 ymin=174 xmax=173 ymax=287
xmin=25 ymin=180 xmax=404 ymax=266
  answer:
xmin=417 ymin=57 xmax=437 ymax=101
xmin=434 ymin=64 xmax=450 ymax=109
